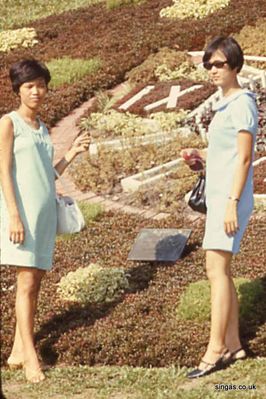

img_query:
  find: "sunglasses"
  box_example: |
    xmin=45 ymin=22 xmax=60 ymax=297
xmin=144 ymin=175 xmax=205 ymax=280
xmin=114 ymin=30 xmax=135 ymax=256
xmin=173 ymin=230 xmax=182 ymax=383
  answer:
xmin=203 ymin=61 xmax=228 ymax=70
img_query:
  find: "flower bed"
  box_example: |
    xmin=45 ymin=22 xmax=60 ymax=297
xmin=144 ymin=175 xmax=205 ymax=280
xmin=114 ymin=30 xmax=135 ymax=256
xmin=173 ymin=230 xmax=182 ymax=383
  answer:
xmin=113 ymin=80 xmax=216 ymax=115
xmin=0 ymin=0 xmax=264 ymax=126
xmin=69 ymin=133 xmax=204 ymax=195
xmin=0 ymin=28 xmax=38 ymax=52
xmin=234 ymin=18 xmax=266 ymax=59
xmin=1 ymin=211 xmax=265 ymax=368
xmin=78 ymin=79 xmax=215 ymax=143
xmin=254 ymin=159 xmax=266 ymax=194
xmin=160 ymin=0 xmax=230 ymax=20
xmin=1 ymin=0 xmax=266 ymax=373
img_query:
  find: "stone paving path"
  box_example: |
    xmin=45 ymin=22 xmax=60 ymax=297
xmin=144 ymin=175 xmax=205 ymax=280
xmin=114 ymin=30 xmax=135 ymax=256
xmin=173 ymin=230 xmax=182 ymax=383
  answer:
xmin=51 ymin=82 xmax=203 ymax=224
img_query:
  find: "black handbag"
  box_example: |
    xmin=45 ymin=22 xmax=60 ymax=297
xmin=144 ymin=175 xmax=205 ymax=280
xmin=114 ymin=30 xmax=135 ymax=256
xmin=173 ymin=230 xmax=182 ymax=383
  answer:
xmin=188 ymin=173 xmax=207 ymax=214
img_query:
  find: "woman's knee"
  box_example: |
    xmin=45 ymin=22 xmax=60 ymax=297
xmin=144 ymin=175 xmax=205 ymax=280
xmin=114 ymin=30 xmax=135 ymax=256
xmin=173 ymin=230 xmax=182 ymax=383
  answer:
xmin=205 ymin=250 xmax=232 ymax=280
xmin=16 ymin=268 xmax=45 ymax=296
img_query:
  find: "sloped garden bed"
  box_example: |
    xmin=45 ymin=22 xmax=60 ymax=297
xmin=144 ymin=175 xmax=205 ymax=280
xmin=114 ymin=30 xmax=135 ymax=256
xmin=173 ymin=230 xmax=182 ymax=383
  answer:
xmin=1 ymin=210 xmax=265 ymax=368
xmin=1 ymin=0 xmax=265 ymax=376
xmin=0 ymin=0 xmax=265 ymax=126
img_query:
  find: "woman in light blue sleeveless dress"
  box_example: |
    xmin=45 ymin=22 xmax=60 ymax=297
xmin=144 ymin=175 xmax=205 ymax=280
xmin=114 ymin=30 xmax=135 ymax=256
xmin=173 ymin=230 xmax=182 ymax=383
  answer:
xmin=1 ymin=111 xmax=57 ymax=268
xmin=181 ymin=37 xmax=258 ymax=378
xmin=0 ymin=60 xmax=90 ymax=383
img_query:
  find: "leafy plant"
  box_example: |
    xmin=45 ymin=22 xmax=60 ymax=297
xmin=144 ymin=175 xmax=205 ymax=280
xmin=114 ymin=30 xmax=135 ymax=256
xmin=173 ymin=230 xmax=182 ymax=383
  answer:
xmin=94 ymin=83 xmax=133 ymax=113
xmin=47 ymin=57 xmax=102 ymax=88
xmin=81 ymin=109 xmax=188 ymax=139
xmin=234 ymin=18 xmax=266 ymax=59
xmin=0 ymin=28 xmax=38 ymax=52
xmin=57 ymin=263 xmax=129 ymax=303
xmin=126 ymin=48 xmax=189 ymax=84
xmin=155 ymin=61 xmax=209 ymax=82
xmin=160 ymin=0 xmax=230 ymax=20
xmin=106 ymin=0 xmax=144 ymax=10
xmin=176 ymin=278 xmax=265 ymax=323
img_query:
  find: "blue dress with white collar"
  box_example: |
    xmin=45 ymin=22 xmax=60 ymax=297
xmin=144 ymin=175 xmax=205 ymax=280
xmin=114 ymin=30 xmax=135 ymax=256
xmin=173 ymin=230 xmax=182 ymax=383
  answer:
xmin=202 ymin=89 xmax=258 ymax=254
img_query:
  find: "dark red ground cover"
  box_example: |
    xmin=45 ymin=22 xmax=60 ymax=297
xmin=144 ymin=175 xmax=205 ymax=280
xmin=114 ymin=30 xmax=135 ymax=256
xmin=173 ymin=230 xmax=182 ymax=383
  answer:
xmin=254 ymin=159 xmax=266 ymax=194
xmin=113 ymin=80 xmax=216 ymax=115
xmin=0 ymin=0 xmax=265 ymax=126
xmin=1 ymin=211 xmax=265 ymax=368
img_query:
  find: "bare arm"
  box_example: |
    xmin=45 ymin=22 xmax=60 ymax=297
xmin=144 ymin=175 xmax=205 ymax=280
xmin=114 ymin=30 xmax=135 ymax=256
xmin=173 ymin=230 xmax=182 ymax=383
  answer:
xmin=0 ymin=117 xmax=25 ymax=244
xmin=54 ymin=131 xmax=90 ymax=177
xmin=224 ymin=131 xmax=253 ymax=236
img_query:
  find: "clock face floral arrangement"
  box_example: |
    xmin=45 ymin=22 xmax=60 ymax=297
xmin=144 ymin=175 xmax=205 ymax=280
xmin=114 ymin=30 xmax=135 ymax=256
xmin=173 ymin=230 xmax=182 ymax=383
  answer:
xmin=57 ymin=263 xmax=129 ymax=304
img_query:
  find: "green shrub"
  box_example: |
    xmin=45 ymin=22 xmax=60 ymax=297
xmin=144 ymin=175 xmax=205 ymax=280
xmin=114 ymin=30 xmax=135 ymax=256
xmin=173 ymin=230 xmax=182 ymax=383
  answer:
xmin=57 ymin=263 xmax=129 ymax=304
xmin=78 ymin=202 xmax=103 ymax=224
xmin=176 ymin=278 xmax=264 ymax=323
xmin=106 ymin=0 xmax=144 ymax=10
xmin=47 ymin=57 xmax=102 ymax=88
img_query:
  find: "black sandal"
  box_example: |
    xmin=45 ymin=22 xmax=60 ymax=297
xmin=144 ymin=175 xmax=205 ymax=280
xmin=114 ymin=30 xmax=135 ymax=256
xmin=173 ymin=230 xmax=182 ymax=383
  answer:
xmin=225 ymin=347 xmax=247 ymax=365
xmin=187 ymin=350 xmax=229 ymax=379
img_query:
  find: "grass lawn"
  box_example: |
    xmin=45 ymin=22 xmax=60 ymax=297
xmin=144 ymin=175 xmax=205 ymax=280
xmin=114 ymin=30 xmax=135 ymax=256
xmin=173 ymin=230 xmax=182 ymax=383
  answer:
xmin=2 ymin=358 xmax=266 ymax=398
xmin=0 ymin=0 xmax=104 ymax=31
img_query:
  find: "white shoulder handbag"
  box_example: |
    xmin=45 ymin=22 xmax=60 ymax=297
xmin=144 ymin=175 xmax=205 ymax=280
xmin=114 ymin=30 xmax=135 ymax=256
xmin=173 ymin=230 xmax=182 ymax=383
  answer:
xmin=54 ymin=169 xmax=85 ymax=235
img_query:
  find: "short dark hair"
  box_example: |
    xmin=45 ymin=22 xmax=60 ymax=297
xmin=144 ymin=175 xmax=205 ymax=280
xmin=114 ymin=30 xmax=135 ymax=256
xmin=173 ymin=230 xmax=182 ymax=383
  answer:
xmin=203 ymin=36 xmax=244 ymax=73
xmin=9 ymin=59 xmax=51 ymax=94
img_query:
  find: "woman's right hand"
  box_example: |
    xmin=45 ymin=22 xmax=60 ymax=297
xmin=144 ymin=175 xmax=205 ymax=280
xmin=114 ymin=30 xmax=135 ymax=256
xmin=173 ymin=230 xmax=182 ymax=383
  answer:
xmin=9 ymin=214 xmax=25 ymax=244
xmin=180 ymin=148 xmax=204 ymax=171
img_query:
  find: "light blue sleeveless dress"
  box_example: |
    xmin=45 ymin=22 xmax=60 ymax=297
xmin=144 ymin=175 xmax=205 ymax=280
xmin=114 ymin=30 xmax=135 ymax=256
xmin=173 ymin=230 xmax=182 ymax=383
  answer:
xmin=0 ymin=111 xmax=57 ymax=270
xmin=202 ymin=90 xmax=258 ymax=254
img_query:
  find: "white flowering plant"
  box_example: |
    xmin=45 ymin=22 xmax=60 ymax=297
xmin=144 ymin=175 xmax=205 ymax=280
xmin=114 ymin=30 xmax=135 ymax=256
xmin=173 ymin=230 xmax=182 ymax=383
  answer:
xmin=57 ymin=263 xmax=129 ymax=304
xmin=81 ymin=109 xmax=189 ymax=138
xmin=155 ymin=62 xmax=209 ymax=82
xmin=81 ymin=110 xmax=151 ymax=137
xmin=160 ymin=0 xmax=230 ymax=20
xmin=0 ymin=28 xmax=38 ymax=52
xmin=150 ymin=110 xmax=189 ymax=131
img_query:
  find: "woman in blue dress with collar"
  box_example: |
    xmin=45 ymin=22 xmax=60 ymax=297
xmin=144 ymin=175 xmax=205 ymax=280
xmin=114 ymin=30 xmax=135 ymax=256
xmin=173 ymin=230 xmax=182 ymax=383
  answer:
xmin=181 ymin=36 xmax=258 ymax=378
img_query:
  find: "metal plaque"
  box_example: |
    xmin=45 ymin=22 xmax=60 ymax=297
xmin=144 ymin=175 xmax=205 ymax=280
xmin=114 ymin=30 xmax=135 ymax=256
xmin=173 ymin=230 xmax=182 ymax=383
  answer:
xmin=128 ymin=228 xmax=191 ymax=261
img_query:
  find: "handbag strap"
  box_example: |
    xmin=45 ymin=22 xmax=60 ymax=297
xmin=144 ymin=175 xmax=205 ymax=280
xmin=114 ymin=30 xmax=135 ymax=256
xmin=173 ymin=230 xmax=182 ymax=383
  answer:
xmin=54 ymin=168 xmax=69 ymax=194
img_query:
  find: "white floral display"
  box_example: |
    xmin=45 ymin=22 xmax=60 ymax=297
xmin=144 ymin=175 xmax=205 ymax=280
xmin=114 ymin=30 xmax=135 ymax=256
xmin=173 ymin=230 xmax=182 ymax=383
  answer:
xmin=57 ymin=263 xmax=129 ymax=304
xmin=160 ymin=0 xmax=230 ymax=20
xmin=0 ymin=28 xmax=38 ymax=52
xmin=81 ymin=109 xmax=189 ymax=137
xmin=150 ymin=110 xmax=189 ymax=131
xmin=155 ymin=62 xmax=209 ymax=82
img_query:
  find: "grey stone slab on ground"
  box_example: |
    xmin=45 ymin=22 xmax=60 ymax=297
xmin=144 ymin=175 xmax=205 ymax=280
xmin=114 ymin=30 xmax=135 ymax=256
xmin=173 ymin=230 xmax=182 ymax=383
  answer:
xmin=128 ymin=228 xmax=191 ymax=261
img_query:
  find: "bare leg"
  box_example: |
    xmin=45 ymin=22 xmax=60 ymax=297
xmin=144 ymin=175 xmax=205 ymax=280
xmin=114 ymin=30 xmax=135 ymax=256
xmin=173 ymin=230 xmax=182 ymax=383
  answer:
xmin=15 ymin=267 xmax=45 ymax=383
xmin=199 ymin=250 xmax=233 ymax=369
xmin=7 ymin=322 xmax=24 ymax=368
xmin=225 ymin=279 xmax=246 ymax=358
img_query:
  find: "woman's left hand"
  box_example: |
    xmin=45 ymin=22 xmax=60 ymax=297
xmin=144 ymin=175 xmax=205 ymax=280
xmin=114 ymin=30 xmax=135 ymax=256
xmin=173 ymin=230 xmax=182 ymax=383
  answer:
xmin=70 ymin=131 xmax=90 ymax=155
xmin=224 ymin=200 xmax=239 ymax=236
